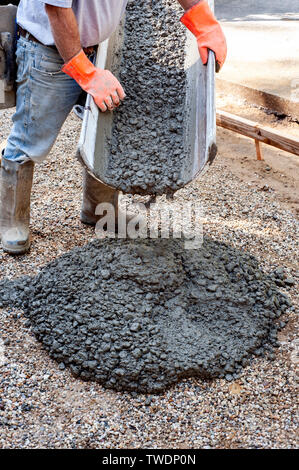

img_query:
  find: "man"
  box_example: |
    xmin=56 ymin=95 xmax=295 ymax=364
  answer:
xmin=0 ymin=0 xmax=226 ymax=255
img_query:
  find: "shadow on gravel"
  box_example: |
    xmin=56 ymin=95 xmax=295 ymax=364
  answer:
xmin=0 ymin=236 xmax=292 ymax=393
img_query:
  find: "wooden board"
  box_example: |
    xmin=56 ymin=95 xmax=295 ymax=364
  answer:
xmin=217 ymin=110 xmax=299 ymax=157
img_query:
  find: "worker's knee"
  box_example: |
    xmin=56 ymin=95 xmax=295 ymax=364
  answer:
xmin=3 ymin=127 xmax=57 ymax=164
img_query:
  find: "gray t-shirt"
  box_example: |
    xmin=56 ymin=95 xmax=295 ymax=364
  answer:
xmin=17 ymin=0 xmax=128 ymax=47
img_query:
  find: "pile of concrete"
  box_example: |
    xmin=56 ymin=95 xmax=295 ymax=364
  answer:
xmin=103 ymin=0 xmax=188 ymax=195
xmin=0 ymin=237 xmax=290 ymax=392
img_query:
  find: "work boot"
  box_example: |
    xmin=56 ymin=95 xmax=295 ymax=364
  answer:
xmin=0 ymin=157 xmax=34 ymax=255
xmin=80 ymin=169 xmax=142 ymax=234
xmin=81 ymin=169 xmax=119 ymax=226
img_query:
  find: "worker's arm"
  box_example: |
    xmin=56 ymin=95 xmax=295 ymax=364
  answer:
xmin=45 ymin=4 xmax=125 ymax=112
xmin=177 ymin=1 xmax=199 ymax=9
xmin=176 ymin=0 xmax=227 ymax=71
xmin=45 ymin=4 xmax=81 ymax=62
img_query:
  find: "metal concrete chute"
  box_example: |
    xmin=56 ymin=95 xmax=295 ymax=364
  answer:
xmin=77 ymin=0 xmax=216 ymax=195
xmin=0 ymin=4 xmax=17 ymax=110
xmin=183 ymin=27 xmax=216 ymax=181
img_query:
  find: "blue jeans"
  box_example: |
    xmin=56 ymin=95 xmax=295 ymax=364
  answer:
xmin=4 ymin=36 xmax=82 ymax=163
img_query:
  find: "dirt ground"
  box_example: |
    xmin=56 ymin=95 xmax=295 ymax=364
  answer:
xmin=0 ymin=96 xmax=298 ymax=449
xmin=217 ymin=92 xmax=299 ymax=215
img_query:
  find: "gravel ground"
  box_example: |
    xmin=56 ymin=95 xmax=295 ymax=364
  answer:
xmin=0 ymin=106 xmax=298 ymax=448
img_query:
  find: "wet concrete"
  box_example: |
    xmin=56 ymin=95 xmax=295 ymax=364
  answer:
xmin=0 ymin=237 xmax=291 ymax=393
xmin=97 ymin=0 xmax=189 ymax=195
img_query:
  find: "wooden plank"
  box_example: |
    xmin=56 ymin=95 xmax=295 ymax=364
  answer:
xmin=217 ymin=110 xmax=299 ymax=156
xmin=255 ymin=139 xmax=263 ymax=161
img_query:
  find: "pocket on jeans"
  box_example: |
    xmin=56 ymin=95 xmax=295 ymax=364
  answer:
xmin=31 ymin=66 xmax=63 ymax=77
xmin=35 ymin=55 xmax=64 ymax=75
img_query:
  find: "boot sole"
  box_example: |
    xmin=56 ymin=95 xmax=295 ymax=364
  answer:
xmin=2 ymin=240 xmax=31 ymax=255
xmin=80 ymin=214 xmax=97 ymax=226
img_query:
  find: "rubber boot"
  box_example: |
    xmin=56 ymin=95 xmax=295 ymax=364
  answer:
xmin=80 ymin=169 xmax=144 ymax=237
xmin=80 ymin=169 xmax=119 ymax=226
xmin=0 ymin=157 xmax=34 ymax=255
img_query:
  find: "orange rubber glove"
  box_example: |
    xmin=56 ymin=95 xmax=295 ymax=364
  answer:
xmin=62 ymin=49 xmax=126 ymax=112
xmin=180 ymin=0 xmax=227 ymax=72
